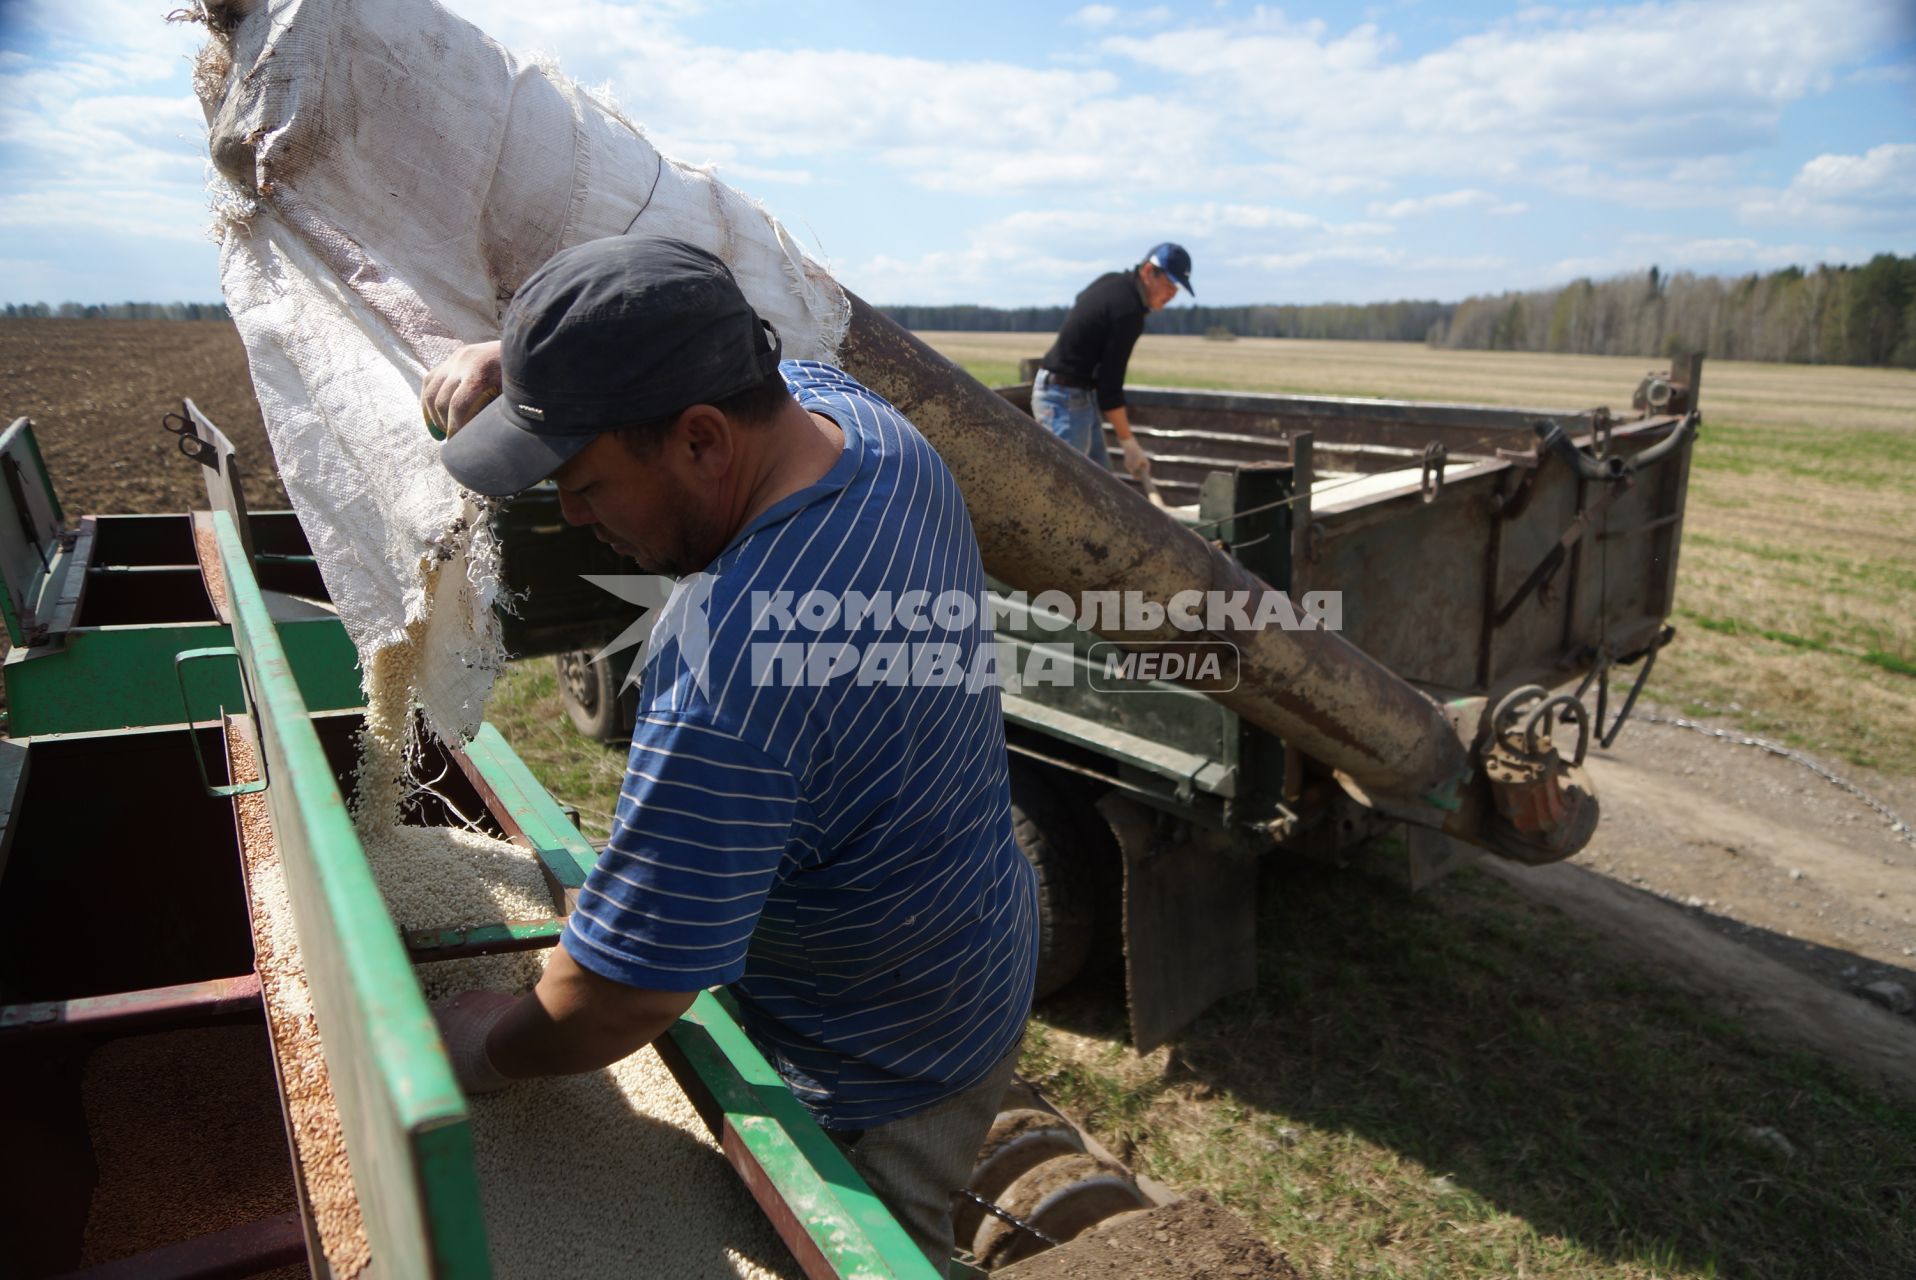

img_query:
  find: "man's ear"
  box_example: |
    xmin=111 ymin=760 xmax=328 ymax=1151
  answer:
xmin=674 ymin=404 xmax=734 ymax=476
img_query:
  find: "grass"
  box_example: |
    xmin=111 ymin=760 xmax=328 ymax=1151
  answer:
xmin=485 ymin=658 xmax=626 ymax=841
xmin=1019 ymin=862 xmax=1916 ymax=1279
xmin=479 ymin=337 xmax=1916 ymax=1279
xmin=1631 ymin=414 xmax=1914 ymax=774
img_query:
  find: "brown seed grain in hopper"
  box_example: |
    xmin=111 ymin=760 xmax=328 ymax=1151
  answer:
xmin=77 ymin=1024 xmax=302 ymax=1269
xmin=229 ymin=726 xmax=374 ymax=1278
xmin=193 ymin=521 xmax=229 ymax=614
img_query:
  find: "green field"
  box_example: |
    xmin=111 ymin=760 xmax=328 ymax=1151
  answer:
xmin=487 ymin=337 xmax=1916 ymax=1278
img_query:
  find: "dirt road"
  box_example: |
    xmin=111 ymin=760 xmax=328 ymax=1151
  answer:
xmin=1488 ymin=707 xmax=1916 ymax=1095
xmin=1579 ymin=711 xmax=1914 ymax=983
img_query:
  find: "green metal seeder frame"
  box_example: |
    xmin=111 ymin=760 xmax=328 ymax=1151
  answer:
xmin=214 ymin=508 xmax=937 ymax=1279
xmin=0 ymin=415 xmax=363 ymax=737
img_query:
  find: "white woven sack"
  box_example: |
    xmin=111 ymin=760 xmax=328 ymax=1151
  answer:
xmin=196 ymin=0 xmax=848 ymax=740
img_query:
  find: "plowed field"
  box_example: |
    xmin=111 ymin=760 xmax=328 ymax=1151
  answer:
xmin=0 ymin=319 xmax=284 ymax=517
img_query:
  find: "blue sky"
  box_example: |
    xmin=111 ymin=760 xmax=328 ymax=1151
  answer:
xmin=2 ymin=0 xmax=1912 ymax=308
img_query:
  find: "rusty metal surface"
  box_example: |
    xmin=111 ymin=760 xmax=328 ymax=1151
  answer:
xmin=51 ymin=1209 xmax=307 ymax=1280
xmin=0 ymin=974 xmax=262 ymax=1039
xmin=1185 ymin=409 xmax=1694 ymax=701
xmin=898 ymin=331 xmax=1700 ymax=866
xmin=836 ymin=296 xmax=1472 ymax=808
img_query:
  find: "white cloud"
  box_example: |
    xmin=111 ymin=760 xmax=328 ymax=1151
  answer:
xmin=1549 ymin=236 xmax=1859 ymax=279
xmin=1 ymin=0 xmax=1905 ymax=305
xmin=1101 ymin=0 xmax=1908 ymax=191
xmin=840 ymin=198 xmax=1412 ymax=303
xmin=1740 ymin=143 xmax=1916 ymax=228
xmin=1168 ymin=202 xmax=1329 ymax=233
xmin=0 ymin=5 xmax=214 ymax=260
xmin=0 ymin=184 xmax=215 ymax=243
xmin=969 ymin=201 xmax=1387 ymax=252
xmin=1071 ymin=5 xmax=1121 ymax=27
xmin=1068 ymin=4 xmax=1174 ymax=29
xmin=719 ymin=162 xmax=815 ymax=186
xmin=1227 ymin=246 xmax=1512 ymax=273
xmin=1369 ymin=188 xmax=1529 ymax=218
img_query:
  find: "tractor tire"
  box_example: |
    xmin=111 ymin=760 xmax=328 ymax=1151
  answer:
xmin=1008 ymin=759 xmax=1097 ymax=1000
xmin=554 ymin=651 xmax=634 ymax=744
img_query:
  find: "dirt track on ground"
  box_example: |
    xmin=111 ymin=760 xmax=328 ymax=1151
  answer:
xmin=1580 ymin=716 xmax=1915 ymax=983
xmin=8 ymin=317 xmax=1912 ymax=1086
xmin=1531 ymin=712 xmax=1916 ymax=1094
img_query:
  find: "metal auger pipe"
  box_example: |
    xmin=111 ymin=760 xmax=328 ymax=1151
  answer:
xmin=835 ymin=294 xmax=1484 ymax=817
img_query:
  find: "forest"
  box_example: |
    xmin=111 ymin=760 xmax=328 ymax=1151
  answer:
xmin=10 ymin=254 xmax=1914 ymax=368
xmin=4 ymin=301 xmax=231 ymax=321
xmin=886 ymin=253 xmax=1916 ymax=369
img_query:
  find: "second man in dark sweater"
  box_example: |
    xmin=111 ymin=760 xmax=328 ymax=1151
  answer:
xmin=1034 ymin=242 xmax=1194 ymax=479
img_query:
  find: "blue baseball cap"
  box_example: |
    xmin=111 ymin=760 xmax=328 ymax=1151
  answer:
xmin=442 ymin=236 xmax=783 ymax=496
xmin=1146 ymin=242 xmax=1195 ymax=297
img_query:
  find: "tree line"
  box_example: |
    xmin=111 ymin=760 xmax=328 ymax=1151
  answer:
xmin=12 ymin=252 xmax=1914 ymax=367
xmin=1432 ymin=255 xmax=1916 ymax=367
xmin=882 ymin=299 xmax=1448 ymax=344
xmin=4 ymin=301 xmax=232 ymax=320
xmin=886 ymin=253 xmax=1916 ymax=369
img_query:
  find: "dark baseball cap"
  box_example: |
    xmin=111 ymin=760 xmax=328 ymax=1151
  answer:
xmin=1146 ymin=242 xmax=1195 ymax=296
xmin=441 ymin=235 xmax=784 ymax=496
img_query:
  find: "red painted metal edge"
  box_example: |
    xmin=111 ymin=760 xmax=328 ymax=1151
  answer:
xmin=51 ymin=1209 xmax=306 ymax=1280
xmin=0 ymin=974 xmax=262 ymax=1039
xmin=719 ymin=1115 xmax=841 ymax=1280
xmin=652 ymin=1035 xmax=839 ymax=1280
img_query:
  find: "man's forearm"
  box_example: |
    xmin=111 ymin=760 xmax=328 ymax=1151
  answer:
xmin=486 ymin=945 xmax=697 ymax=1079
xmin=1104 ymin=405 xmax=1134 ymax=441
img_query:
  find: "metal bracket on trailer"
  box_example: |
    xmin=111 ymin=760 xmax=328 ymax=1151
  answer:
xmin=1571 ymin=625 xmax=1675 ymax=750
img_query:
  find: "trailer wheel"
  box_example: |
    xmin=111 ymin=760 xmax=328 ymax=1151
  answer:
xmin=554 ymin=651 xmax=634 ymax=744
xmin=1009 ymin=760 xmax=1096 ymax=999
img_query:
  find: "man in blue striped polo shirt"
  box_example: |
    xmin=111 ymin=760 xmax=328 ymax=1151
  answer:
xmin=426 ymin=235 xmax=1037 ymax=1272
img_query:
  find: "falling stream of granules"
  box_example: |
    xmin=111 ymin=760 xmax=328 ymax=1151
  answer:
xmin=350 ymin=625 xmax=799 ymax=1279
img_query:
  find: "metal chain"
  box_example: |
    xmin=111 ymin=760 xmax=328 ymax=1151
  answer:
xmin=954 ymin=1187 xmax=1063 ymax=1248
xmin=1638 ymin=713 xmax=1916 ymax=850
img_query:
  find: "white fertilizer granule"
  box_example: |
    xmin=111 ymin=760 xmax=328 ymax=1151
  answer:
xmin=354 ymin=637 xmax=801 ymax=1279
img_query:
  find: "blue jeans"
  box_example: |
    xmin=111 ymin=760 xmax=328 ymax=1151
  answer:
xmin=1032 ymin=369 xmax=1109 ymax=466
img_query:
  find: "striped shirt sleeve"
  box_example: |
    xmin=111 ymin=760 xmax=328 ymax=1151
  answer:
xmin=560 ymin=715 xmax=798 ymax=992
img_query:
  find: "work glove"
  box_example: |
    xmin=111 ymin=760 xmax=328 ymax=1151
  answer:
xmin=1119 ymin=436 xmax=1151 ymax=481
xmin=420 ymin=340 xmax=504 ymax=441
xmin=432 ymin=990 xmax=521 ymax=1094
